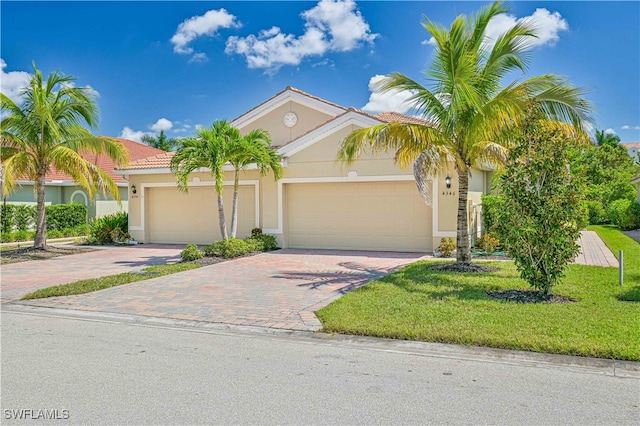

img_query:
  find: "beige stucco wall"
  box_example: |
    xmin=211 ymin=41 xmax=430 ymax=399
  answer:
xmin=239 ymin=101 xmax=335 ymax=147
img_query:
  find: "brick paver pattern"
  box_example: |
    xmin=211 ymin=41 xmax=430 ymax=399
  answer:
xmin=1 ymin=245 xmax=184 ymax=303
xmin=573 ymin=231 xmax=619 ymax=267
xmin=15 ymin=249 xmax=430 ymax=331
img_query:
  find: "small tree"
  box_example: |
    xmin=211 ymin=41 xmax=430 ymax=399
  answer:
xmin=496 ymin=109 xmax=586 ymax=295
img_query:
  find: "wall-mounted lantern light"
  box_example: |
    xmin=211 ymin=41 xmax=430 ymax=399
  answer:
xmin=131 ymin=185 xmax=137 ymax=195
xmin=445 ymin=175 xmax=452 ymax=189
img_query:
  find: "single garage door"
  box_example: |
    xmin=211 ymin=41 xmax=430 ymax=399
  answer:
xmin=286 ymin=181 xmax=432 ymax=252
xmin=146 ymin=185 xmax=256 ymax=244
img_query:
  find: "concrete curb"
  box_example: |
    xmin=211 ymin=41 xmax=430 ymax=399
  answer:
xmin=4 ymin=303 xmax=638 ymax=379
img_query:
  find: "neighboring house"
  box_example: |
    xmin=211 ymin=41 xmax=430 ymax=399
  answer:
xmin=623 ymin=142 xmax=640 ymax=165
xmin=632 ymin=176 xmax=640 ymax=202
xmin=118 ymin=87 xmax=492 ymax=252
xmin=4 ymin=138 xmax=165 ymax=220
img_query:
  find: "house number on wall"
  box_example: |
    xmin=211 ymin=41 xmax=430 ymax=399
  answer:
xmin=442 ymin=191 xmax=456 ymax=196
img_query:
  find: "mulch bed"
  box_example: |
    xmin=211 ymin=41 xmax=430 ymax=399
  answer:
xmin=487 ymin=289 xmax=577 ymax=304
xmin=1 ymin=245 xmax=98 ymax=264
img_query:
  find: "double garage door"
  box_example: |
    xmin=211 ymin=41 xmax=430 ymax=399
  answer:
xmin=146 ymin=186 xmax=256 ymax=244
xmin=286 ymin=181 xmax=432 ymax=252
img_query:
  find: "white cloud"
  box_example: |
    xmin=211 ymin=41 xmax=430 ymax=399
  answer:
xmin=361 ymin=75 xmax=413 ymax=114
xmin=621 ymin=125 xmax=640 ymax=130
xmin=149 ymin=118 xmax=173 ymax=132
xmin=604 ymin=128 xmax=616 ymax=135
xmin=171 ymin=8 xmax=240 ymax=57
xmin=421 ymin=37 xmax=437 ymax=46
xmin=119 ymin=126 xmax=150 ymax=143
xmin=189 ymin=53 xmax=209 ymax=63
xmin=0 ymin=59 xmax=31 ymax=103
xmin=483 ymin=8 xmax=568 ymax=49
xmin=225 ymin=0 xmax=376 ymax=72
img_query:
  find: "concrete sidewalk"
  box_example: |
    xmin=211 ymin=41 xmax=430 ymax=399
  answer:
xmin=574 ymin=231 xmax=619 ymax=267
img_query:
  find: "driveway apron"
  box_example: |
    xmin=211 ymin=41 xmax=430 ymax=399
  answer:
xmin=1 ymin=245 xmax=184 ymax=303
xmin=15 ymin=249 xmax=430 ymax=331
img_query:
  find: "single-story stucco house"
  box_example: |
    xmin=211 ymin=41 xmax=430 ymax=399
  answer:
xmin=624 ymin=142 xmax=640 ymax=165
xmin=117 ymin=87 xmax=492 ymax=252
xmin=4 ymin=138 xmax=164 ymax=220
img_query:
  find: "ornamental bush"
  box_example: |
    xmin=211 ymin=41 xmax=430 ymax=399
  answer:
xmin=204 ymin=238 xmax=253 ymax=259
xmin=476 ymin=233 xmax=500 ymax=253
xmin=437 ymin=237 xmax=456 ymax=257
xmin=608 ymin=199 xmax=640 ymax=230
xmin=181 ymin=244 xmax=204 ymax=261
xmin=245 ymin=234 xmax=279 ymax=252
xmin=495 ymin=111 xmax=585 ymax=295
xmin=480 ymin=194 xmax=504 ymax=236
xmin=46 ymin=203 xmax=87 ymax=230
xmin=88 ymin=212 xmax=128 ymax=244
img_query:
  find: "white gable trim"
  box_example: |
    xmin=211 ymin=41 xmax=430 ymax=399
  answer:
xmin=278 ymin=112 xmax=382 ymax=158
xmin=231 ymin=89 xmax=346 ymax=130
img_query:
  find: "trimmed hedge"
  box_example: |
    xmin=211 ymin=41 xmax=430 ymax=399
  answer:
xmin=46 ymin=203 xmax=88 ymax=230
xmin=1 ymin=202 xmax=88 ymax=233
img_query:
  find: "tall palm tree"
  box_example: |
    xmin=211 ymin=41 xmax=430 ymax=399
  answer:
xmin=228 ymin=129 xmax=282 ymax=238
xmin=141 ymin=130 xmax=177 ymax=151
xmin=1 ymin=64 xmax=129 ymax=248
xmin=170 ymin=120 xmax=238 ymax=240
xmin=339 ymin=1 xmax=591 ymax=264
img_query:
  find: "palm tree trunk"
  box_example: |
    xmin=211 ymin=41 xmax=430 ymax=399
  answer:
xmin=456 ymin=169 xmax=471 ymax=263
xmin=34 ymin=170 xmax=47 ymax=248
xmin=217 ymin=192 xmax=228 ymax=240
xmin=230 ymin=169 xmax=240 ymax=238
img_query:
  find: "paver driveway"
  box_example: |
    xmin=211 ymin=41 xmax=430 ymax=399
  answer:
xmin=15 ymin=249 xmax=430 ymax=331
xmin=1 ymin=245 xmax=184 ymax=303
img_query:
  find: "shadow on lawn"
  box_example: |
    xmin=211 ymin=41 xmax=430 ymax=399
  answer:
xmin=273 ymin=261 xmax=404 ymax=294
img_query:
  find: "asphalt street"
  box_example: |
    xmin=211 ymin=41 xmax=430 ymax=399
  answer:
xmin=1 ymin=308 xmax=638 ymax=425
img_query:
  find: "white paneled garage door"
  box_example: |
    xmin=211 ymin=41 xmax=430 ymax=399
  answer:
xmin=146 ymin=185 xmax=256 ymax=244
xmin=286 ymin=181 xmax=432 ymax=252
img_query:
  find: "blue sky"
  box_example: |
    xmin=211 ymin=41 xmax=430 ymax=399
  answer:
xmin=2 ymin=1 xmax=639 ymax=143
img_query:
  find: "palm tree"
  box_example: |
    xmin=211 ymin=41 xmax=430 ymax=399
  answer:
xmin=228 ymin=129 xmax=282 ymax=238
xmin=1 ymin=64 xmax=129 ymax=248
xmin=141 ymin=130 xmax=177 ymax=151
xmin=170 ymin=120 xmax=238 ymax=240
xmin=594 ymin=129 xmax=621 ymax=147
xmin=339 ymin=1 xmax=591 ymax=265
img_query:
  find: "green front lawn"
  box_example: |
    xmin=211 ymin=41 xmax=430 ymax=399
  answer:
xmin=318 ymin=228 xmax=640 ymax=361
xmin=22 ymin=263 xmax=200 ymax=300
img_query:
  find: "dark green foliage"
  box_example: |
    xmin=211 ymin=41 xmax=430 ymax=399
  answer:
xmin=47 ymin=229 xmax=64 ymax=239
xmin=251 ymin=227 xmax=263 ymax=237
xmin=46 ymin=203 xmax=87 ymax=230
xmin=141 ymin=130 xmax=177 ymax=152
xmin=14 ymin=205 xmax=36 ymax=231
xmin=14 ymin=230 xmax=34 ymax=242
xmin=88 ymin=212 xmax=128 ymax=244
xmin=495 ymin=113 xmax=584 ymax=295
xmin=480 ymin=194 xmax=504 ymax=235
xmin=245 ymin=234 xmax=279 ymax=251
xmin=181 ymin=244 xmax=204 ymax=261
xmin=608 ymin=199 xmax=640 ymax=230
xmin=1 ymin=232 xmax=15 ymax=243
xmin=585 ymin=200 xmax=608 ymax=225
xmin=204 ymin=238 xmax=253 ymax=258
xmin=0 ymin=204 xmax=16 ymax=233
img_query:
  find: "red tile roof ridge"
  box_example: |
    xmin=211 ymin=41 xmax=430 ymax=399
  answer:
xmin=622 ymin=142 xmax=640 ymax=148
xmin=374 ymin=111 xmax=434 ymax=126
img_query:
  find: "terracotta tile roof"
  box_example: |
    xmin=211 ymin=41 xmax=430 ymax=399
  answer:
xmin=622 ymin=142 xmax=640 ymax=149
xmin=121 ymin=151 xmax=176 ymax=170
xmin=374 ymin=111 xmax=434 ymax=126
xmin=46 ymin=138 xmax=165 ymax=183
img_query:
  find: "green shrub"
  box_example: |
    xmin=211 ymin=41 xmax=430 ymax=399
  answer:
xmin=437 ymin=237 xmax=456 ymax=257
xmin=14 ymin=230 xmax=32 ymax=242
xmin=62 ymin=228 xmax=78 ymax=237
xmin=608 ymin=200 xmax=640 ymax=230
xmin=181 ymin=244 xmax=204 ymax=262
xmin=75 ymin=224 xmax=91 ymax=236
xmin=586 ymin=200 xmax=608 ymax=225
xmin=204 ymin=238 xmax=253 ymax=258
xmin=46 ymin=203 xmax=88 ymax=230
xmin=1 ymin=232 xmax=15 ymax=243
xmin=251 ymin=228 xmax=263 ymax=237
xmin=481 ymin=194 xmax=504 ymax=236
xmin=89 ymin=212 xmax=128 ymax=244
xmin=0 ymin=204 xmax=16 ymax=233
xmin=476 ymin=233 xmax=500 ymax=253
xmin=14 ymin=205 xmax=36 ymax=231
xmin=47 ymin=229 xmax=64 ymax=239
xmin=246 ymin=234 xmax=279 ymax=252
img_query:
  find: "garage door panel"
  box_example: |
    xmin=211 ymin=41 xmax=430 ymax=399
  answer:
xmin=286 ymin=182 xmax=432 ymax=252
xmin=147 ymin=186 xmax=255 ymax=244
